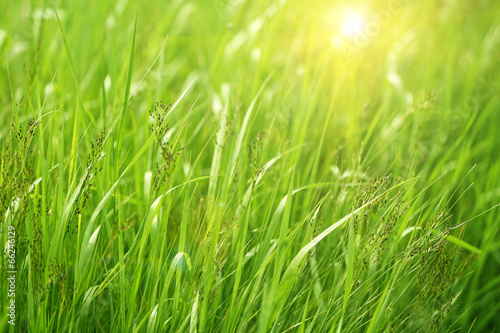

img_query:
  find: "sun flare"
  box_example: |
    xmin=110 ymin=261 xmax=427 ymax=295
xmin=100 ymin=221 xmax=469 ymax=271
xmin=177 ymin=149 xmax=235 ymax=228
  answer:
xmin=340 ymin=11 xmax=366 ymax=37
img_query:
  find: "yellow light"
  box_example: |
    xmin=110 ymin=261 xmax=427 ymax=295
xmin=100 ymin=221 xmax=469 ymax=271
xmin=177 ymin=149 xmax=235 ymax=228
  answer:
xmin=340 ymin=11 xmax=366 ymax=37
xmin=331 ymin=36 xmax=343 ymax=48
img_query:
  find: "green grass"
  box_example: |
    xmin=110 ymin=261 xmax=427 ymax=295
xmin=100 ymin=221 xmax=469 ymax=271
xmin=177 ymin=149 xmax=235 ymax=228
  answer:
xmin=1 ymin=0 xmax=500 ymax=331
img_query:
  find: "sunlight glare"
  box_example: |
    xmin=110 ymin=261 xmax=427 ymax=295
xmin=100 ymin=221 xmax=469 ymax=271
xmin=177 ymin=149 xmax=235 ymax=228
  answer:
xmin=340 ymin=11 xmax=366 ymax=37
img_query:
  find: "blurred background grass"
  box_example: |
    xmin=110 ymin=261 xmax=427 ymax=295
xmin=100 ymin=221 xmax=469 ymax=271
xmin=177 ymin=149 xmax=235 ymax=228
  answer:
xmin=1 ymin=0 xmax=500 ymax=331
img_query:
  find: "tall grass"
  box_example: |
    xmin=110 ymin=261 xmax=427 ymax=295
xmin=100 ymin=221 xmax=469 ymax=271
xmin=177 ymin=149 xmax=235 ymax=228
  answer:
xmin=1 ymin=0 xmax=499 ymax=331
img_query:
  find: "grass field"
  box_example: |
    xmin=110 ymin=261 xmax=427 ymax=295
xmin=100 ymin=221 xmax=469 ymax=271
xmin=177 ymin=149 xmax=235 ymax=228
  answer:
xmin=1 ymin=0 xmax=500 ymax=331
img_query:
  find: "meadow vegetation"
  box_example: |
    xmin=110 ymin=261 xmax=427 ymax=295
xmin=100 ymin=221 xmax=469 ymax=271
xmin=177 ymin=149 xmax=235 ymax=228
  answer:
xmin=1 ymin=0 xmax=499 ymax=331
